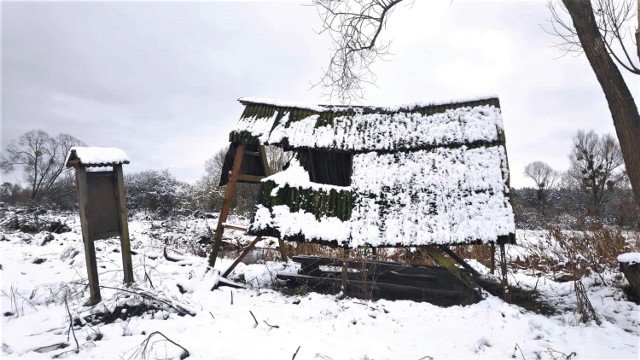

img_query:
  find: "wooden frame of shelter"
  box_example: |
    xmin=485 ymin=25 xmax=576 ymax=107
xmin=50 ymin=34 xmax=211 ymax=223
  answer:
xmin=212 ymin=97 xmax=517 ymax=302
xmin=66 ymin=147 xmax=133 ymax=305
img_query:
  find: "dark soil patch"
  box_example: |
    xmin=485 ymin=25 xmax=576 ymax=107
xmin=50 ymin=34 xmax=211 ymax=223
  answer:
xmin=477 ymin=277 xmax=557 ymax=316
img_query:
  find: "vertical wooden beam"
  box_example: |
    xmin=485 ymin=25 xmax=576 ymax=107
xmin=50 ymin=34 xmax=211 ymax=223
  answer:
xmin=499 ymin=242 xmax=511 ymax=302
xmin=490 ymin=242 xmax=496 ymax=275
xmin=340 ymin=247 xmax=349 ymax=296
xmin=114 ymin=164 xmax=134 ymax=284
xmin=260 ymin=145 xmax=289 ymax=262
xmin=74 ymin=166 xmax=101 ymax=304
xmin=209 ymin=143 xmax=246 ymax=267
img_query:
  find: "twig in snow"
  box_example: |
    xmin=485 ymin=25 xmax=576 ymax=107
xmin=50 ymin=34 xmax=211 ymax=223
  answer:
xmin=263 ymin=320 xmax=279 ymax=329
xmin=75 ymin=282 xmax=195 ymax=316
xmin=230 ymin=291 xmax=234 ymax=305
xmin=513 ymin=343 xmax=527 ymax=360
xmin=63 ymin=291 xmax=79 ymax=353
xmin=546 ymin=348 xmax=577 ymax=359
xmin=292 ymin=346 xmax=301 ymax=360
xmin=209 ymin=312 xmax=215 ymax=320
xmin=138 ymin=331 xmax=189 ymax=360
xmin=249 ymin=311 xmax=258 ymax=327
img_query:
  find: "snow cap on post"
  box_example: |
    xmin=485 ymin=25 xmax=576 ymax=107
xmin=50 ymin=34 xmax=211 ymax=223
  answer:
xmin=65 ymin=147 xmax=130 ymax=168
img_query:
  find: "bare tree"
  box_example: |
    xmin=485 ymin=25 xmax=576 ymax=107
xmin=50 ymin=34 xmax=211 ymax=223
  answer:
xmin=568 ymin=130 xmax=626 ymax=218
xmin=0 ymin=130 xmax=85 ymax=202
xmin=265 ymin=145 xmax=293 ymax=174
xmin=524 ymin=161 xmax=559 ymax=206
xmin=314 ymin=0 xmax=406 ymax=103
xmin=546 ymin=0 xmax=640 ymax=216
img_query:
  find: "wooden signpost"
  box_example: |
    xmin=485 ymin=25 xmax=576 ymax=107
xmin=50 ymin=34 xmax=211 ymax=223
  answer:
xmin=66 ymin=147 xmax=133 ymax=305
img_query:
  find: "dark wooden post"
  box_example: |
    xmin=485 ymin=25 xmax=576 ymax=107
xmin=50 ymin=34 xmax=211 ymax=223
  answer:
xmin=74 ymin=166 xmax=101 ymax=304
xmin=209 ymin=143 xmax=246 ymax=267
xmin=114 ymin=164 xmax=134 ymax=284
xmin=499 ymin=243 xmax=511 ymax=302
xmin=490 ymin=242 xmax=496 ymax=275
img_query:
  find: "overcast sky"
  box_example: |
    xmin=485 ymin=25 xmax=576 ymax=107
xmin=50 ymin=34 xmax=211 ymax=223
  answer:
xmin=2 ymin=0 xmax=638 ymax=188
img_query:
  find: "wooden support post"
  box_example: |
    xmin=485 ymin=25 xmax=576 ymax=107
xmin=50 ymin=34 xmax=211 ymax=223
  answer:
xmin=74 ymin=166 xmax=101 ymax=304
xmin=222 ymin=236 xmax=262 ymax=278
xmin=340 ymin=247 xmax=349 ymax=295
xmin=490 ymin=242 xmax=496 ymax=275
xmin=499 ymin=242 xmax=511 ymax=302
xmin=114 ymin=165 xmax=134 ymax=284
xmin=210 ymin=143 xmax=246 ymax=267
xmin=423 ymin=246 xmax=481 ymax=295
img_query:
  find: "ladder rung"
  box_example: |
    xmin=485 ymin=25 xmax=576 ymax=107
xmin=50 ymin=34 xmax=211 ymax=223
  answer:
xmin=244 ymin=151 xmax=261 ymax=157
xmin=238 ymin=174 xmax=264 ymax=183
xmin=222 ymin=223 xmax=248 ymax=232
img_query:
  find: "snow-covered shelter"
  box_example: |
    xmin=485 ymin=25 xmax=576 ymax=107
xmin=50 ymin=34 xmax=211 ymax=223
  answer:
xmin=220 ymin=97 xmax=516 ymax=249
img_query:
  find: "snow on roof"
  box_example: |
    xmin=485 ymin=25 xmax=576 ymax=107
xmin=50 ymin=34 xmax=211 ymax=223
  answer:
xmin=250 ymin=146 xmax=515 ymax=247
xmin=232 ymin=97 xmax=504 ymax=151
xmin=618 ymin=252 xmax=640 ymax=265
xmin=238 ymin=97 xmax=515 ymax=247
xmin=65 ymin=147 xmax=130 ymax=167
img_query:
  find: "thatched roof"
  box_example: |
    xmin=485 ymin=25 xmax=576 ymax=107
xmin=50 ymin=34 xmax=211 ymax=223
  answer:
xmin=226 ymin=97 xmax=516 ymax=247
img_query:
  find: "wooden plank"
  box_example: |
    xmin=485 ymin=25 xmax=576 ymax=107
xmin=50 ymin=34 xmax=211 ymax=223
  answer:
xmin=277 ymin=274 xmax=479 ymax=306
xmin=222 ymin=223 xmax=248 ymax=232
xmin=210 ymin=143 xmax=246 ymax=267
xmin=305 ymin=269 xmax=443 ymax=289
xmin=421 ymin=246 xmax=482 ymax=295
xmin=92 ymin=230 xmax=121 ymax=241
xmin=439 ymin=246 xmax=482 ymax=277
xmin=292 ymin=255 xmax=457 ymax=276
xmin=222 ymin=236 xmax=262 ymax=278
xmin=238 ymin=174 xmax=264 ymax=183
xmin=114 ymin=165 xmax=134 ymax=284
xmin=74 ymin=166 xmax=101 ymax=304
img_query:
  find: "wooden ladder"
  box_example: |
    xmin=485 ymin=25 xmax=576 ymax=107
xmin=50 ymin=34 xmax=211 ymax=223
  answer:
xmin=208 ymin=143 xmax=289 ymax=272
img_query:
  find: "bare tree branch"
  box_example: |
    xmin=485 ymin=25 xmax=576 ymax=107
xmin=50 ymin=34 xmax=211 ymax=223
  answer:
xmin=545 ymin=0 xmax=640 ymax=74
xmin=313 ymin=0 xmax=407 ymax=103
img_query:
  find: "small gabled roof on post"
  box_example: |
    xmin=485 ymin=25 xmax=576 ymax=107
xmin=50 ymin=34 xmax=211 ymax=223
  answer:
xmin=65 ymin=147 xmax=130 ymax=168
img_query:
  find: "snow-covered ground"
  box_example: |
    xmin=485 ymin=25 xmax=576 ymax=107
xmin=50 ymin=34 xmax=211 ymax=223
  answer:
xmin=1 ymin=211 xmax=638 ymax=359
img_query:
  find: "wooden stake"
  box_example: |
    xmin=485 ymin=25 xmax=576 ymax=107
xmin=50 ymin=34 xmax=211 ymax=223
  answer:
xmin=222 ymin=236 xmax=262 ymax=278
xmin=340 ymin=247 xmax=349 ymax=295
xmin=210 ymin=143 xmax=246 ymax=267
xmin=114 ymin=165 xmax=134 ymax=284
xmin=74 ymin=166 xmax=101 ymax=304
xmin=499 ymin=242 xmax=511 ymax=302
xmin=490 ymin=242 xmax=496 ymax=275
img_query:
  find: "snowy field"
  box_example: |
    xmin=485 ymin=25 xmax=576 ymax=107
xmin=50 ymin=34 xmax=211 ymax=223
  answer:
xmin=1 ymin=210 xmax=639 ymax=359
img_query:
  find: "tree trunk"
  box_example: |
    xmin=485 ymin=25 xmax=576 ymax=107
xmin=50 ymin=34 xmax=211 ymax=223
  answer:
xmin=563 ymin=0 xmax=640 ymax=211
